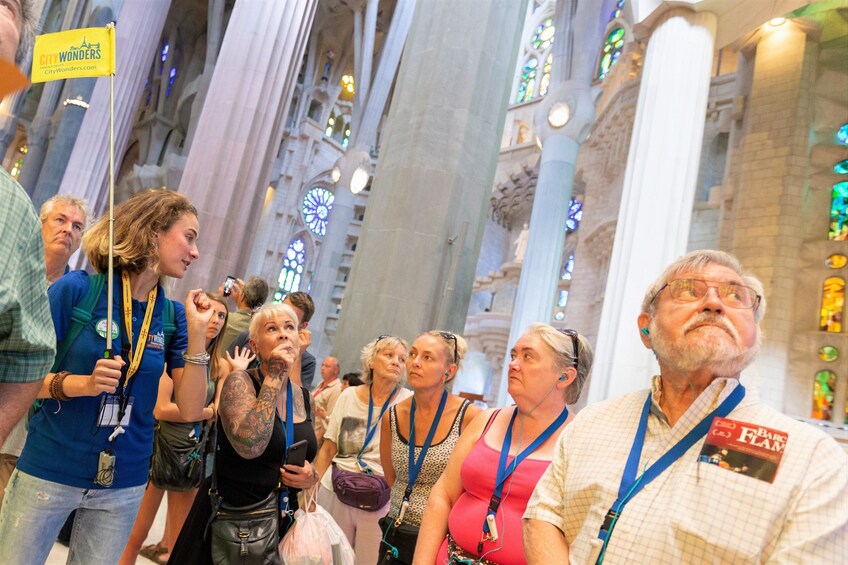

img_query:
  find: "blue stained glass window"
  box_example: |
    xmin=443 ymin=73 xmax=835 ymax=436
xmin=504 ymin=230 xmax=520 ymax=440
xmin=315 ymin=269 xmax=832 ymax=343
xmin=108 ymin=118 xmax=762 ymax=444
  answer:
xmin=561 ymin=254 xmax=575 ymax=280
xmin=835 ymin=160 xmax=848 ymax=174
xmin=276 ymin=239 xmax=306 ymax=300
xmin=610 ymin=0 xmax=625 ymax=20
xmin=166 ymin=67 xmax=177 ymax=97
xmin=557 ymin=290 xmax=569 ymax=308
xmin=837 ymin=124 xmax=848 ymax=145
xmin=161 ymin=41 xmax=169 ymax=63
xmin=302 ymin=187 xmax=335 ymax=237
xmin=566 ymin=199 xmax=583 ymax=232
xmin=516 ymin=58 xmax=538 ymax=104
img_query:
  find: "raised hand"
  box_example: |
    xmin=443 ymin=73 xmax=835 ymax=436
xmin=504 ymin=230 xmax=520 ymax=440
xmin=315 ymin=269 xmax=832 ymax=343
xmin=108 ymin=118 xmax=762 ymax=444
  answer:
xmin=184 ymin=289 xmax=214 ymax=335
xmin=226 ymin=346 xmax=257 ymax=372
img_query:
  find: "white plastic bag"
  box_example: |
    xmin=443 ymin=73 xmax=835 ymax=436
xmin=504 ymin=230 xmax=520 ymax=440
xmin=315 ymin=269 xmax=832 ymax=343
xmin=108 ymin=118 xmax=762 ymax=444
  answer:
xmin=279 ymin=498 xmax=355 ymax=565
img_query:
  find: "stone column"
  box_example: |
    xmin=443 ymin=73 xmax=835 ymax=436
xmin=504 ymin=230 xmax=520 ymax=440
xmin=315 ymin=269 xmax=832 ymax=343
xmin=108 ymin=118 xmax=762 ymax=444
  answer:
xmin=494 ymin=0 xmax=604 ymax=407
xmin=174 ymin=0 xmax=318 ymax=295
xmin=586 ymin=8 xmax=717 ymax=403
xmin=330 ymin=0 xmax=529 ymax=371
xmin=58 ymin=0 xmax=172 ymax=218
xmin=17 ymin=0 xmax=83 ymax=196
xmin=303 ymin=0 xmax=416 ymax=357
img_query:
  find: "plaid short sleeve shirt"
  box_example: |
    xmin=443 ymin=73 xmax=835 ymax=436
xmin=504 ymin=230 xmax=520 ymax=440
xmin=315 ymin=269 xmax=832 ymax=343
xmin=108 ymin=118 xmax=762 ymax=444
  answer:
xmin=524 ymin=376 xmax=848 ymax=564
xmin=0 ymin=168 xmax=55 ymax=383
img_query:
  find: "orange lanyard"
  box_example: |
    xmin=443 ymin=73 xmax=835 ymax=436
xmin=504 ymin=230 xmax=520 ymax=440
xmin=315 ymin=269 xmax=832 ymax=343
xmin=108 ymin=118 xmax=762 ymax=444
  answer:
xmin=121 ymin=271 xmax=157 ymax=381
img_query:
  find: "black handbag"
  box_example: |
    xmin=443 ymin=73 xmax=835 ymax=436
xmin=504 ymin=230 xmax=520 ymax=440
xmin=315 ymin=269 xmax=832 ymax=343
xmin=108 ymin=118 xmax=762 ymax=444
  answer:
xmin=378 ymin=515 xmax=420 ymax=565
xmin=209 ymin=490 xmax=281 ymax=565
xmin=150 ymin=421 xmax=207 ymax=491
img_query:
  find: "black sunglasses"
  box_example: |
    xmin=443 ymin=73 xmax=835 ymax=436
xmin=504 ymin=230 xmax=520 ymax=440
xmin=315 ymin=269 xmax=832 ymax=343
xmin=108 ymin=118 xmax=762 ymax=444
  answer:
xmin=558 ymin=329 xmax=579 ymax=369
xmin=438 ymin=331 xmax=458 ymax=363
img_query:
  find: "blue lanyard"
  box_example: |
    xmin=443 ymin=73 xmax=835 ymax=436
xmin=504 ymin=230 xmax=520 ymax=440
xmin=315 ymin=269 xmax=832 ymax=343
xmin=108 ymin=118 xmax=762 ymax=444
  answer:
xmin=480 ymin=406 xmax=569 ymax=546
xmin=277 ymin=378 xmax=294 ymax=511
xmin=595 ymin=384 xmax=746 ymax=564
xmin=405 ymin=390 xmax=448 ymax=500
xmin=358 ymin=385 xmax=398 ymax=472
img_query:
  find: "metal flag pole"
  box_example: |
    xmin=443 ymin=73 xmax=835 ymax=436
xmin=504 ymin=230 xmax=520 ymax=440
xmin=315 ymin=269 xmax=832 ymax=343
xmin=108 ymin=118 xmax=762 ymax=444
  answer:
xmin=105 ymin=22 xmax=116 ymax=359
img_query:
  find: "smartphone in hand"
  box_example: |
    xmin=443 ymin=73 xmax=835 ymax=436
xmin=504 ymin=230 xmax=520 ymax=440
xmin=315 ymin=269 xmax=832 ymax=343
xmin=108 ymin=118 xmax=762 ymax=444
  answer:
xmin=223 ymin=276 xmax=236 ymax=297
xmin=285 ymin=439 xmax=308 ymax=467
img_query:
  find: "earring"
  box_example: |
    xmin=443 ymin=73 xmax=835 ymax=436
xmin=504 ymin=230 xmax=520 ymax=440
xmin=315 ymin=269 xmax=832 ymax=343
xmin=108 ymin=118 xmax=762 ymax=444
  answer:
xmin=559 ymin=375 xmax=566 ymax=381
xmin=640 ymin=328 xmax=650 ymax=336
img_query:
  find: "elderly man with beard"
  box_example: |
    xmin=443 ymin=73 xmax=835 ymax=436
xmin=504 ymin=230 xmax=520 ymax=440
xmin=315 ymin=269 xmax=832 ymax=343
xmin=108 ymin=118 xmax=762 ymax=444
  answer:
xmin=523 ymin=250 xmax=847 ymax=564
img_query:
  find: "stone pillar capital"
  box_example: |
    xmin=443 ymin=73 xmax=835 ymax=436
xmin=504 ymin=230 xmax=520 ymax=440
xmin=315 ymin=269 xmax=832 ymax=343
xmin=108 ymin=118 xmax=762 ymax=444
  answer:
xmin=533 ymin=80 xmax=595 ymax=144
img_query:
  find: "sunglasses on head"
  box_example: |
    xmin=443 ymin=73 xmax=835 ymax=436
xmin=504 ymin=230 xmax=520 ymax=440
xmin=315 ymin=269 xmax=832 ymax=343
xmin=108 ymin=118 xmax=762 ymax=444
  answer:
xmin=438 ymin=331 xmax=458 ymax=363
xmin=558 ymin=328 xmax=579 ymax=369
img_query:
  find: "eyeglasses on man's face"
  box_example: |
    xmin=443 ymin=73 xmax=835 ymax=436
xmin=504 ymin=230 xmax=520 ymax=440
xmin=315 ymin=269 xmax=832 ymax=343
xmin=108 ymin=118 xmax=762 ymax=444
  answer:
xmin=653 ymin=278 xmax=761 ymax=310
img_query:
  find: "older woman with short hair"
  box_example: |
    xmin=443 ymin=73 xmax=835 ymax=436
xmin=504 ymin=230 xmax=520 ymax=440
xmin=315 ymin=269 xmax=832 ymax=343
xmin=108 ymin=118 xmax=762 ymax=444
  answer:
xmin=311 ymin=335 xmax=413 ymax=565
xmin=414 ymin=324 xmax=594 ymax=565
xmin=377 ymin=330 xmax=482 ymax=564
xmin=168 ymin=302 xmax=319 ymax=564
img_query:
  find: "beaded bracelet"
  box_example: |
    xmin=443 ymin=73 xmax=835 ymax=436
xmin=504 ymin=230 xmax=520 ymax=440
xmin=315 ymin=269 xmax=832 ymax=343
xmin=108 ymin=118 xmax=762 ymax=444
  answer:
xmin=182 ymin=351 xmax=211 ymax=365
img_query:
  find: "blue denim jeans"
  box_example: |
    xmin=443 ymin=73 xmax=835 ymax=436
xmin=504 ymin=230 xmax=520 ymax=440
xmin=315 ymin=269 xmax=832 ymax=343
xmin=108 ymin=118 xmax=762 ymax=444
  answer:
xmin=0 ymin=469 xmax=145 ymax=565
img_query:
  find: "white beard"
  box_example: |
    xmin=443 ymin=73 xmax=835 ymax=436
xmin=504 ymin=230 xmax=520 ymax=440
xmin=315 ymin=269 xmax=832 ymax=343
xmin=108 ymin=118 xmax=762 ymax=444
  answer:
xmin=650 ymin=313 xmax=760 ymax=377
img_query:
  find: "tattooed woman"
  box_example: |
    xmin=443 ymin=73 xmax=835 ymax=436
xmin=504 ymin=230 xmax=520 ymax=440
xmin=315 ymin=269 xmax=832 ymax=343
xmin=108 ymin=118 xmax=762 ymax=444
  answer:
xmin=168 ymin=303 xmax=319 ymax=564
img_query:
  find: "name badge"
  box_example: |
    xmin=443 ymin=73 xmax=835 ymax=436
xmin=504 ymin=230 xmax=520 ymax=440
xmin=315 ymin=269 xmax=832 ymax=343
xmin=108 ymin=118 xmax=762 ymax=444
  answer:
xmin=98 ymin=396 xmax=134 ymax=427
xmin=698 ymin=417 xmax=788 ymax=483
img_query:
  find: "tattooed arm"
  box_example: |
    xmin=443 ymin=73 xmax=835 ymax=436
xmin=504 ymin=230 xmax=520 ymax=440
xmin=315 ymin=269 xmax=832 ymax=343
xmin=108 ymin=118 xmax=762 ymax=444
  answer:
xmin=218 ymin=369 xmax=285 ymax=459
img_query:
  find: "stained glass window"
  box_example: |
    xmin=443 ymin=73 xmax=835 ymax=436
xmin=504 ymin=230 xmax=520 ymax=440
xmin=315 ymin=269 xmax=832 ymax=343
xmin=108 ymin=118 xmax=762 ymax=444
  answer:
xmin=837 ymin=123 xmax=848 ymax=145
xmin=532 ymin=18 xmax=555 ymax=50
xmin=818 ymin=345 xmax=839 ymax=362
xmin=302 ymin=187 xmax=334 ymax=237
xmin=830 ymin=182 xmax=848 ymax=240
xmin=554 ymin=311 xmax=565 ymax=321
xmin=540 ymin=53 xmax=553 ymax=97
xmin=276 ymin=238 xmax=305 ymax=300
xmin=566 ymin=199 xmax=583 ymax=232
xmin=166 ymin=67 xmax=177 ymax=97
xmin=812 ymin=370 xmax=836 ymax=420
xmin=516 ymin=58 xmax=538 ymax=104
xmin=609 ymin=0 xmax=626 ymax=19
xmin=340 ymin=74 xmax=355 ymax=102
xmin=826 ymin=254 xmax=847 ymax=269
xmin=834 ymin=159 xmax=848 ymax=174
xmin=159 ymin=39 xmax=168 ymax=75
xmin=561 ymin=254 xmax=575 ymax=280
xmin=557 ymin=289 xmax=569 ymax=308
xmin=820 ymin=276 xmax=844 ymax=332
xmin=597 ymin=27 xmax=625 ymax=80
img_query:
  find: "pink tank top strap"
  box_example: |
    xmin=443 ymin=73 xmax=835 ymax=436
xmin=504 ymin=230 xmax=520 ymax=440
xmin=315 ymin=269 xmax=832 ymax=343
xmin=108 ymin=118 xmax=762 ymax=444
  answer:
xmin=480 ymin=408 xmax=501 ymax=438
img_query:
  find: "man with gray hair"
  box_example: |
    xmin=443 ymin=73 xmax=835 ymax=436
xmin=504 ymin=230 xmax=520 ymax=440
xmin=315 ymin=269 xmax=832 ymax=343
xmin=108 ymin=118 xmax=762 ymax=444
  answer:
xmin=39 ymin=194 xmax=90 ymax=283
xmin=523 ymin=250 xmax=847 ymax=564
xmin=0 ymin=0 xmax=56 ymax=447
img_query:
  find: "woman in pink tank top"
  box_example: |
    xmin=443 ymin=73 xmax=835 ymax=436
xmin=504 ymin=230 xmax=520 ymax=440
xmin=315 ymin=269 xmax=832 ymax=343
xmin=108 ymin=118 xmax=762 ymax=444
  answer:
xmin=414 ymin=324 xmax=594 ymax=565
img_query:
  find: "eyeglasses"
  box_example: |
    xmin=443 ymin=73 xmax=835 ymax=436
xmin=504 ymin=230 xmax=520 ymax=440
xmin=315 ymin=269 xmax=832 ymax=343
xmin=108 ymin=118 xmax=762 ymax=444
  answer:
xmin=653 ymin=278 xmax=761 ymax=310
xmin=438 ymin=331 xmax=458 ymax=363
xmin=558 ymin=329 xmax=579 ymax=369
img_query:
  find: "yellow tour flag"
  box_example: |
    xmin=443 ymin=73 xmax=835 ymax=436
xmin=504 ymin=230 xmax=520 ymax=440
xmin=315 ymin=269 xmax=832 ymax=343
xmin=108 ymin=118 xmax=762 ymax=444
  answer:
xmin=31 ymin=25 xmax=115 ymax=84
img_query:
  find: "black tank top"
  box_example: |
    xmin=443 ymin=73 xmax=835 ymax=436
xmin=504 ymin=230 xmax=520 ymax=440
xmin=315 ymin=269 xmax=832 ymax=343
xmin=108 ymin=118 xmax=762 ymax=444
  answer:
xmin=215 ymin=369 xmax=318 ymax=506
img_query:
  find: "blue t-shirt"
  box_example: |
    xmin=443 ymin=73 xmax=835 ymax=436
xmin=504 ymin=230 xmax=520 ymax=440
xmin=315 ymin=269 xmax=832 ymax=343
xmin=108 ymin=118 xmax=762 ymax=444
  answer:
xmin=18 ymin=270 xmax=187 ymax=489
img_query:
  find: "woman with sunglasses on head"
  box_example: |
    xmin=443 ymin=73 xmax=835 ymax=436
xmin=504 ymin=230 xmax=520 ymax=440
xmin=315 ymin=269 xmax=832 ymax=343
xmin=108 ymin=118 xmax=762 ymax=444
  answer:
xmin=377 ymin=331 xmax=482 ymax=564
xmin=310 ymin=335 xmax=413 ymax=565
xmin=413 ymin=324 xmax=593 ymax=565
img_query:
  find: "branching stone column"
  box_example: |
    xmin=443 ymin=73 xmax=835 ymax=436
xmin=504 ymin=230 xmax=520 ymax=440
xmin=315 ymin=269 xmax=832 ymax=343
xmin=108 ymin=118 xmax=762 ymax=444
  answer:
xmin=58 ymin=0 xmax=172 ymax=218
xmin=174 ymin=0 xmax=318 ymax=295
xmin=330 ymin=0 xmax=529 ymax=371
xmin=587 ymin=8 xmax=717 ymax=403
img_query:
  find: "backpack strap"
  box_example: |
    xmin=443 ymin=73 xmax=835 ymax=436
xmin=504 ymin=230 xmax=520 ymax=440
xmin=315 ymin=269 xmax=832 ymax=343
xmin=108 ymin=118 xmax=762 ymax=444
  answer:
xmin=162 ymin=297 xmax=176 ymax=352
xmin=51 ymin=273 xmax=107 ymax=373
